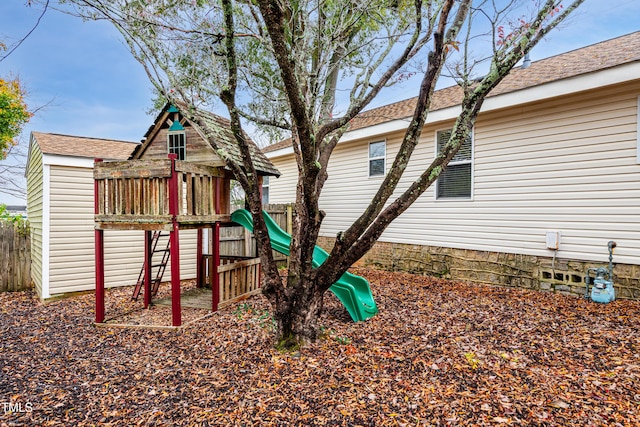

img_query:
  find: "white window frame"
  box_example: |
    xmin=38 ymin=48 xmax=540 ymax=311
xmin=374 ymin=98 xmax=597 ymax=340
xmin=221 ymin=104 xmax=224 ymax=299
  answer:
xmin=168 ymin=131 xmax=186 ymax=161
xmin=368 ymin=140 xmax=386 ymax=177
xmin=434 ymin=127 xmax=474 ymax=200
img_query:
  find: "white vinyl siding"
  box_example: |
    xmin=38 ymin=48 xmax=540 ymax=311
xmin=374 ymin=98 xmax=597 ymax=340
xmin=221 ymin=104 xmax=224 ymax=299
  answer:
xmin=26 ymin=141 xmax=44 ymax=297
xmin=47 ymin=165 xmax=197 ymax=295
xmin=268 ymin=154 xmax=298 ymax=204
xmin=396 ymin=83 xmax=640 ymax=265
xmin=320 ymin=135 xmax=406 ymax=226
xmin=267 ymin=81 xmax=640 ymax=266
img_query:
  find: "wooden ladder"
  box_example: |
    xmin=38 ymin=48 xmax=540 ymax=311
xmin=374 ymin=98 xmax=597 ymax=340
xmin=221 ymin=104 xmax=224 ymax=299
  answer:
xmin=132 ymin=231 xmax=171 ymax=300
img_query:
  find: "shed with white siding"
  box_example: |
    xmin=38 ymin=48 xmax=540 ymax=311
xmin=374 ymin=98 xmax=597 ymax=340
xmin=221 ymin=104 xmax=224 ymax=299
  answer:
xmin=263 ymin=32 xmax=640 ymax=297
xmin=25 ymin=132 xmax=198 ymax=299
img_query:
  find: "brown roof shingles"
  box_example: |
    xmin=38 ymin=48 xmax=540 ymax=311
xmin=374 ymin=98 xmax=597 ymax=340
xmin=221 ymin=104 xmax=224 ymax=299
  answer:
xmin=264 ymin=31 xmax=640 ymax=153
xmin=32 ymin=131 xmax=138 ymax=160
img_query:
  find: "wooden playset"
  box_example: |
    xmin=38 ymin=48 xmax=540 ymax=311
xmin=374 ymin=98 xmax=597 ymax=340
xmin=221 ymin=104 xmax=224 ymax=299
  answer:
xmin=93 ymin=104 xmax=279 ymax=326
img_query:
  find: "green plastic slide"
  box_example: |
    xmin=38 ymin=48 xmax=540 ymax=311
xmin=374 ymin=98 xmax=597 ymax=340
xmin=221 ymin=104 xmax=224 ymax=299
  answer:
xmin=231 ymin=209 xmax=378 ymax=322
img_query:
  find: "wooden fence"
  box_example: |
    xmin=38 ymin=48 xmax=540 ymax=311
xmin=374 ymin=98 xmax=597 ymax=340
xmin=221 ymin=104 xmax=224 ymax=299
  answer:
xmin=0 ymin=221 xmax=31 ymax=292
xmin=263 ymin=203 xmax=292 ymax=268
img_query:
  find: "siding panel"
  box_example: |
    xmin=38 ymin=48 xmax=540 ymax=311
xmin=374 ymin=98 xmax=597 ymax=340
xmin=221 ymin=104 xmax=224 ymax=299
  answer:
xmin=269 ymin=154 xmax=298 ymax=203
xmin=269 ymin=82 xmax=640 ymax=265
xmin=26 ymin=141 xmax=44 ymax=297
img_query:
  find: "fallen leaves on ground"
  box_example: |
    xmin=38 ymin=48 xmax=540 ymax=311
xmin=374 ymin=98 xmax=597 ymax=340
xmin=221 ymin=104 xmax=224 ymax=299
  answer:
xmin=1 ymin=267 xmax=638 ymax=426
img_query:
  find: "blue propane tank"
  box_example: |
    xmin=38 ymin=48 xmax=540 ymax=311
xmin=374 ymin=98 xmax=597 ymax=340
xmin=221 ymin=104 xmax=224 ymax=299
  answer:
xmin=590 ymin=271 xmax=616 ymax=303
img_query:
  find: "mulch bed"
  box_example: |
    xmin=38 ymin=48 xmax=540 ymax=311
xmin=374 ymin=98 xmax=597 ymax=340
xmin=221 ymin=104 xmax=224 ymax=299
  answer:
xmin=1 ymin=267 xmax=638 ymax=426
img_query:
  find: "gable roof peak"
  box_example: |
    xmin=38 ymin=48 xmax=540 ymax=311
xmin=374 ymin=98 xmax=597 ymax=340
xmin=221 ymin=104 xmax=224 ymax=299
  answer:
xmin=135 ymin=102 xmax=280 ymax=177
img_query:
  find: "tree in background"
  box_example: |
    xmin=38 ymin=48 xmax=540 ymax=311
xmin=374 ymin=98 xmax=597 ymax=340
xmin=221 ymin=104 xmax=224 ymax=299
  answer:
xmin=62 ymin=0 xmax=584 ymax=348
xmin=0 ymin=76 xmax=32 ymax=200
xmin=0 ymin=142 xmax=27 ymax=199
xmin=0 ymin=2 xmax=48 ymax=199
xmin=0 ymin=203 xmax=27 ymax=226
xmin=0 ymin=76 xmax=31 ymax=160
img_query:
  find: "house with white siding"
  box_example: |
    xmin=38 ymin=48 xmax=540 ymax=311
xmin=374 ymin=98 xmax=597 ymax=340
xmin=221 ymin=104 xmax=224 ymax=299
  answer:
xmin=263 ymin=31 xmax=640 ymax=299
xmin=25 ymin=132 xmax=198 ymax=300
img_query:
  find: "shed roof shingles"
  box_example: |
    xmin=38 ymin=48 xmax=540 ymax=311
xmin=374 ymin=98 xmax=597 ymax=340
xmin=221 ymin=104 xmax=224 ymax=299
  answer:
xmin=32 ymin=132 xmax=138 ymax=160
xmin=264 ymin=31 xmax=640 ymax=153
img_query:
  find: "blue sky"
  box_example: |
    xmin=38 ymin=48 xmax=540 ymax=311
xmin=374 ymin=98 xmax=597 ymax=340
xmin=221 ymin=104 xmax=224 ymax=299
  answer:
xmin=0 ymin=0 xmax=639 ymax=205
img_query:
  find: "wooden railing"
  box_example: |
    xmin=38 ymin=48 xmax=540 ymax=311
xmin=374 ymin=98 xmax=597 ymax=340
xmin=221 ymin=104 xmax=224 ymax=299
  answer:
xmin=94 ymin=157 xmax=231 ymax=228
xmin=200 ymin=255 xmax=261 ymax=309
xmin=218 ymin=257 xmax=261 ymax=308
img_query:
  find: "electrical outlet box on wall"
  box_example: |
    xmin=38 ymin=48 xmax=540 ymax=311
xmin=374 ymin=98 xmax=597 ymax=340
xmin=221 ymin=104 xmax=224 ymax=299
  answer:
xmin=546 ymin=231 xmax=561 ymax=250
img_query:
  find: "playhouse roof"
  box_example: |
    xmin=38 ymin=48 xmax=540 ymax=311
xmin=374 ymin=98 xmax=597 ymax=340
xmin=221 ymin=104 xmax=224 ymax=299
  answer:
xmin=264 ymin=30 xmax=640 ymax=153
xmin=132 ymin=103 xmax=280 ymax=177
xmin=192 ymin=107 xmax=281 ymax=177
xmin=31 ymin=132 xmax=138 ymax=160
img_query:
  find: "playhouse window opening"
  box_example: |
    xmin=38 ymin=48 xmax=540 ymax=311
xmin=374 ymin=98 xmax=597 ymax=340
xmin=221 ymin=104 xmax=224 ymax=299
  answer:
xmin=230 ymin=180 xmax=245 ymax=207
xmin=262 ymin=176 xmax=270 ymax=205
xmin=168 ymin=132 xmax=186 ymax=160
xmin=436 ymin=129 xmax=472 ymax=199
xmin=369 ymin=141 xmax=386 ymax=177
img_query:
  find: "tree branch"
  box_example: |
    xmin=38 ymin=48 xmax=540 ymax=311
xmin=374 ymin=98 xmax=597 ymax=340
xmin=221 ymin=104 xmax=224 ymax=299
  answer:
xmin=325 ymin=0 xmax=466 ymax=262
xmin=218 ymin=0 xmax=281 ymax=295
xmin=0 ymin=0 xmax=50 ymax=64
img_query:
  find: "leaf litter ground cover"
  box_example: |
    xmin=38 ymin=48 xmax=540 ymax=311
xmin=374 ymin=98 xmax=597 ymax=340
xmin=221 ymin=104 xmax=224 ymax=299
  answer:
xmin=1 ymin=267 xmax=638 ymax=426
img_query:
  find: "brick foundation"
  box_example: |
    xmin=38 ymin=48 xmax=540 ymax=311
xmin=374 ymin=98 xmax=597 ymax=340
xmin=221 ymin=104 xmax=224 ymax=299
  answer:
xmin=316 ymin=237 xmax=640 ymax=299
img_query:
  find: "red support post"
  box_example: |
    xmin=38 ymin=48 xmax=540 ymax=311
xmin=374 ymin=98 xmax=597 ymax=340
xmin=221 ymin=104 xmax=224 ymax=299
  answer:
xmin=95 ymin=229 xmax=105 ymax=323
xmin=94 ymin=159 xmax=105 ymax=323
xmin=170 ymin=224 xmax=181 ymax=326
xmin=168 ymin=154 xmax=181 ymax=327
xmin=196 ymin=228 xmax=203 ymax=288
xmin=143 ymin=230 xmax=152 ymax=308
xmin=212 ymin=222 xmax=220 ymax=311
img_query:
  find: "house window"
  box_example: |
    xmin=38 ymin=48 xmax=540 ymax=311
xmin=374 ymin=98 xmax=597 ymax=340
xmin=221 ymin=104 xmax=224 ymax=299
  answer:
xmin=369 ymin=141 xmax=386 ymax=177
xmin=261 ymin=176 xmax=270 ymax=205
xmin=436 ymin=129 xmax=473 ymax=199
xmin=168 ymin=132 xmax=186 ymax=160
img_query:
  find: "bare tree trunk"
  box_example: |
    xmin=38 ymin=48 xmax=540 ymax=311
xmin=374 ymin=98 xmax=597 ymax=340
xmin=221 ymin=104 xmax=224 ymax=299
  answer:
xmin=272 ymin=275 xmax=325 ymax=349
